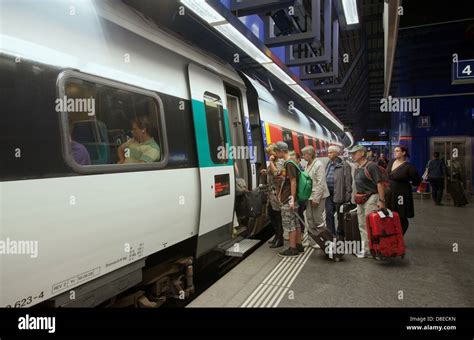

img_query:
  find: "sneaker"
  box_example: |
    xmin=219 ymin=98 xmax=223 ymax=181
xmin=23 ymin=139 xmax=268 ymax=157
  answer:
xmin=278 ymin=247 xmax=299 ymax=257
xmin=355 ymin=251 xmax=370 ymax=258
xmin=296 ymin=243 xmax=304 ymax=253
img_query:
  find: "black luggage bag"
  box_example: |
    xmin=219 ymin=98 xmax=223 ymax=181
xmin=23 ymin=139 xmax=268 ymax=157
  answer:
xmin=341 ymin=203 xmax=361 ymax=242
xmin=244 ymin=189 xmax=264 ymax=218
xmin=448 ymin=180 xmax=468 ymax=207
xmin=292 ymin=211 xmax=343 ymax=262
xmin=311 ymin=228 xmax=344 ymax=262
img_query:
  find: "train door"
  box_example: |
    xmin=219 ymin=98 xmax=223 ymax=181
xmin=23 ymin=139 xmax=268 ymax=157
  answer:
xmin=431 ymin=137 xmax=472 ymax=194
xmin=187 ymin=64 xmax=234 ymax=257
xmin=225 ymin=89 xmax=250 ymax=187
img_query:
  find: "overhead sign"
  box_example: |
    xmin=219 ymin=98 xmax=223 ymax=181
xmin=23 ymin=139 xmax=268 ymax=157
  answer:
xmin=452 ymin=59 xmax=474 ymax=84
xmin=358 ymin=141 xmax=388 ymax=146
xmin=418 ymin=116 xmax=431 ymax=128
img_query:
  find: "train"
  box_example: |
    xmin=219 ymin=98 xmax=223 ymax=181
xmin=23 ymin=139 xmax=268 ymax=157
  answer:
xmin=0 ymin=0 xmax=351 ymax=307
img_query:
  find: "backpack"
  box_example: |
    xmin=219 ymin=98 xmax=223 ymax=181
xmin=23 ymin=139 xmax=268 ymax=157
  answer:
xmin=284 ymin=160 xmax=313 ymax=201
xmin=363 ymin=161 xmax=390 ymax=189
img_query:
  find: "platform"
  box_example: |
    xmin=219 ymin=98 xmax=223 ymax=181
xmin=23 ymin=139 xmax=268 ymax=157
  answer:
xmin=188 ymin=199 xmax=474 ymax=308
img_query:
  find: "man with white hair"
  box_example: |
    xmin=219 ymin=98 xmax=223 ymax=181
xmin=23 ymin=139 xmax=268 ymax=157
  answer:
xmin=325 ymin=145 xmax=353 ymax=236
xmin=301 ymin=145 xmax=330 ymax=242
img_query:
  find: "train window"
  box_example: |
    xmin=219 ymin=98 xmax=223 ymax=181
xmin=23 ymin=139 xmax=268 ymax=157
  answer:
xmin=204 ymin=92 xmax=228 ymax=164
xmin=57 ymin=71 xmax=168 ymax=173
xmin=282 ymin=128 xmax=294 ymax=150
xmin=297 ymin=134 xmax=305 ymax=151
xmin=308 ymin=137 xmax=315 ymax=150
xmin=317 ymin=139 xmax=323 ymax=157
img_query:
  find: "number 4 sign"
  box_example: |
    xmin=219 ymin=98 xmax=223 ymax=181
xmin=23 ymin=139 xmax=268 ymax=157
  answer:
xmin=452 ymin=59 xmax=474 ymax=84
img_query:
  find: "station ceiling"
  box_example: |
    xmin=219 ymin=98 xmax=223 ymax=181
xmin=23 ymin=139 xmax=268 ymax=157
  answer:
xmin=123 ymin=0 xmax=474 ymax=141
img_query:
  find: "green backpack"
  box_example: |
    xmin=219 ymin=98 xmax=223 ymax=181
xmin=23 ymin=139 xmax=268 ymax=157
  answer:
xmin=284 ymin=160 xmax=313 ymax=201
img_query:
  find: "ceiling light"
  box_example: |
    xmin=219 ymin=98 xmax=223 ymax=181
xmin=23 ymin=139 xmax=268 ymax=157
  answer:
xmin=262 ymin=62 xmax=297 ymax=84
xmin=180 ymin=0 xmax=226 ymax=24
xmin=342 ymin=0 xmax=359 ymax=25
xmin=214 ymin=23 xmax=272 ymax=64
xmin=288 ymin=85 xmax=312 ymax=98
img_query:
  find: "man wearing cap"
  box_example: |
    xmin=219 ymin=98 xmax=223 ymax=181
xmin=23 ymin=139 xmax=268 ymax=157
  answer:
xmin=349 ymin=144 xmax=386 ymax=258
xmin=274 ymin=141 xmax=302 ymax=257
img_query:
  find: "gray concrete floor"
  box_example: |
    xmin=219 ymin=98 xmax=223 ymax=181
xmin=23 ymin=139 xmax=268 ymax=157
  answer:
xmin=188 ymin=198 xmax=474 ymax=307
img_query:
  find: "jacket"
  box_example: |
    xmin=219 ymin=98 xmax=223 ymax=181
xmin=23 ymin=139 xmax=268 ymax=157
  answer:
xmin=305 ymin=159 xmax=330 ymax=203
xmin=426 ymin=159 xmax=447 ymax=179
xmin=326 ymin=157 xmax=353 ymax=203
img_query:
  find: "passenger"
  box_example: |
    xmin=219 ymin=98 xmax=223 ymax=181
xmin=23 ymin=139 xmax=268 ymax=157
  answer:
xmin=325 ymin=145 xmax=353 ymax=237
xmin=425 ymin=152 xmax=447 ymax=206
xmin=367 ymin=150 xmax=377 ymax=162
xmin=274 ymin=141 xmax=302 ymax=257
xmin=262 ymin=144 xmax=285 ymax=248
xmin=69 ymin=136 xmax=91 ymax=165
xmin=289 ymin=151 xmax=307 ymax=241
xmin=301 ymin=145 xmax=330 ymax=246
xmin=289 ymin=151 xmax=303 ymax=170
xmin=386 ymin=146 xmax=421 ymax=235
xmin=349 ymin=145 xmax=386 ymax=258
xmin=378 ymin=153 xmax=388 ymax=169
xmin=117 ymin=116 xmax=160 ymax=164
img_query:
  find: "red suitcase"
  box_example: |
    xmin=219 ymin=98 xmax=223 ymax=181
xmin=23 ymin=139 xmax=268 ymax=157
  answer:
xmin=366 ymin=209 xmax=405 ymax=259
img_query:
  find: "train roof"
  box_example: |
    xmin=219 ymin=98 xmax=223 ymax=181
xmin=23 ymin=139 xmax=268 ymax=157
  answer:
xmin=0 ymin=0 xmax=245 ymax=100
xmin=244 ymin=74 xmax=341 ymax=144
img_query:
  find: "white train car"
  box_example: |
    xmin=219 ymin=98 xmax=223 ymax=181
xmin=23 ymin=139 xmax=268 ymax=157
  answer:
xmin=0 ymin=0 xmax=347 ymax=307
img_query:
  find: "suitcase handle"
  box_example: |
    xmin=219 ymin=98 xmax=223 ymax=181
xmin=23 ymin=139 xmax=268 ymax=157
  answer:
xmin=377 ymin=209 xmax=393 ymax=218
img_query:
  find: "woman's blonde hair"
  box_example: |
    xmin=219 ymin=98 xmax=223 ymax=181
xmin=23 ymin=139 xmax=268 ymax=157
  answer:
xmin=265 ymin=143 xmax=276 ymax=156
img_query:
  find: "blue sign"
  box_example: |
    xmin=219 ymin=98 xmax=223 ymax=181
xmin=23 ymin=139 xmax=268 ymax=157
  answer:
xmin=452 ymin=59 xmax=474 ymax=84
xmin=244 ymin=116 xmax=256 ymax=163
xmin=358 ymin=141 xmax=388 ymax=146
xmin=261 ymin=119 xmax=269 ymax=162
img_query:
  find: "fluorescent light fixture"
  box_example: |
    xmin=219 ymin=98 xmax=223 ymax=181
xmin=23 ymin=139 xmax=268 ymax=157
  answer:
xmin=180 ymin=0 xmax=226 ymax=24
xmin=262 ymin=62 xmax=297 ymax=85
xmin=214 ymin=23 xmax=272 ymax=64
xmin=342 ymin=0 xmax=359 ymax=25
xmin=180 ymin=0 xmax=344 ymax=130
xmin=305 ymin=97 xmax=324 ymax=111
xmin=288 ymin=84 xmax=312 ymax=98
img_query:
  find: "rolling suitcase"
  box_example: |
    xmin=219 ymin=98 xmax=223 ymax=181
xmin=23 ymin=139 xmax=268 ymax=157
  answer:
xmin=293 ymin=212 xmax=344 ymax=262
xmin=312 ymin=228 xmax=344 ymax=262
xmin=448 ymin=180 xmax=468 ymax=207
xmin=366 ymin=209 xmax=405 ymax=259
xmin=340 ymin=203 xmax=360 ymax=243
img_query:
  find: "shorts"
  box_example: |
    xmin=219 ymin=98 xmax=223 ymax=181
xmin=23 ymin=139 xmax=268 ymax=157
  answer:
xmin=280 ymin=203 xmax=300 ymax=233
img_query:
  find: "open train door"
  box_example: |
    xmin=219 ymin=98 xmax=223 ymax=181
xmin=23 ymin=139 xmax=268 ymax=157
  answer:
xmin=187 ymin=64 xmax=235 ymax=257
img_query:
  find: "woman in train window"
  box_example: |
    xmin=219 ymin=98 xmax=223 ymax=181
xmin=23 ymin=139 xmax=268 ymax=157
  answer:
xmin=117 ymin=115 xmax=160 ymax=164
xmin=386 ymin=146 xmax=421 ymax=235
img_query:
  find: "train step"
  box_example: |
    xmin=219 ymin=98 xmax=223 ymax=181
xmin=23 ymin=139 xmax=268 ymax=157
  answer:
xmin=225 ymin=239 xmax=260 ymax=257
